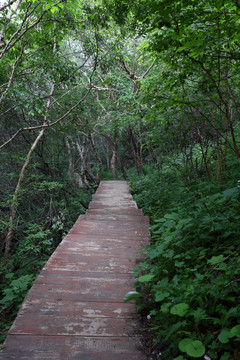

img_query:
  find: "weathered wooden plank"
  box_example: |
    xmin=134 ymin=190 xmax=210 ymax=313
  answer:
xmin=23 ymin=281 xmax=135 ymax=303
xmin=1 ymin=335 xmax=145 ymax=360
xmin=16 ymin=299 xmax=138 ymax=318
xmin=59 ymin=236 xmax=145 ymax=250
xmin=86 ymin=208 xmax=144 ymax=215
xmin=10 ymin=315 xmax=140 ymax=337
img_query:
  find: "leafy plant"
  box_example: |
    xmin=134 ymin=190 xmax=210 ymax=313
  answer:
xmin=128 ymin=164 xmax=240 ymax=359
xmin=0 ymin=274 xmax=35 ymax=312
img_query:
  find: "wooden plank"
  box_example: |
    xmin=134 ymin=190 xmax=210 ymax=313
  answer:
xmin=16 ymin=299 xmax=138 ymax=318
xmin=1 ymin=335 xmax=145 ymax=360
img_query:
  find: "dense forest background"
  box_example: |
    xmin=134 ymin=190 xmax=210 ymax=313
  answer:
xmin=0 ymin=0 xmax=239 ymax=359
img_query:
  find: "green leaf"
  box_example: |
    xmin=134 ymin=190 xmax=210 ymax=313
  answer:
xmin=155 ymin=291 xmax=170 ymax=302
xmin=161 ymin=302 xmax=172 ymax=313
xmin=50 ymin=6 xmax=59 ymax=13
xmin=231 ymin=325 xmax=240 ymax=337
xmin=186 ymin=341 xmax=205 ymax=357
xmin=123 ymin=291 xmax=142 ymax=303
xmin=223 ymin=187 xmax=238 ymax=197
xmin=220 ymin=352 xmax=231 ymax=360
xmin=218 ymin=329 xmax=234 ymax=344
xmin=192 ymin=308 xmax=208 ymax=322
xmin=179 ymin=338 xmax=192 ymax=352
xmin=173 ymin=356 xmax=186 ymax=360
xmin=179 ymin=338 xmax=205 ymax=358
xmin=170 ymin=303 xmax=189 ymax=317
xmin=137 ymin=274 xmax=155 ymax=283
xmin=207 ymin=255 xmax=225 ymax=265
xmin=5 ymin=273 xmax=14 ymax=280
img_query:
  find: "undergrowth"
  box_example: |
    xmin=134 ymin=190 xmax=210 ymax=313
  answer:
xmin=128 ymin=163 xmax=240 ymax=360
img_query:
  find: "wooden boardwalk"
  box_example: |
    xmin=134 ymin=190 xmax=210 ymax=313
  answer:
xmin=0 ymin=181 xmax=149 ymax=360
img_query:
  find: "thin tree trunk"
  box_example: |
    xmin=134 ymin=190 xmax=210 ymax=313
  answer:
xmin=4 ymin=128 xmax=45 ymax=260
xmin=111 ymin=149 xmax=118 ymax=180
xmin=197 ymin=128 xmax=211 ymax=181
xmin=110 ymin=135 xmax=118 ymax=180
xmin=76 ymin=139 xmax=96 ymax=188
xmin=66 ymin=137 xmax=83 ymax=186
xmin=101 ymin=137 xmax=110 ymax=171
xmin=65 ymin=137 xmax=74 ymax=176
xmin=117 ymin=154 xmax=127 ymax=180
xmin=88 ymin=131 xmax=102 ymax=184
xmin=127 ymin=129 xmax=142 ymax=175
xmin=4 ymin=82 xmax=54 ymax=260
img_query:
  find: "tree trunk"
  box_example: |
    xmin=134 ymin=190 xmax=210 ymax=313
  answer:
xmin=101 ymin=137 xmax=111 ymax=171
xmin=127 ymin=128 xmax=142 ymax=175
xmin=111 ymin=149 xmax=118 ymax=180
xmin=65 ymin=137 xmax=74 ymax=176
xmin=4 ymin=80 xmax=55 ymax=260
xmin=110 ymin=135 xmax=118 ymax=180
xmin=4 ymin=127 xmax=45 ymax=260
xmin=117 ymin=154 xmax=128 ymax=180
xmin=65 ymin=137 xmax=83 ymax=187
xmin=197 ymin=128 xmax=211 ymax=181
xmin=88 ymin=131 xmax=102 ymax=184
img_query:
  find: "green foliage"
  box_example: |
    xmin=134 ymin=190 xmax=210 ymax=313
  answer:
xmin=0 ymin=271 xmax=36 ymax=345
xmin=0 ymin=274 xmax=35 ymax=311
xmin=128 ymin=164 xmax=240 ymax=359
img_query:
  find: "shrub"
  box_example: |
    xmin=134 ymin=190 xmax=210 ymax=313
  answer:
xmin=128 ymin=165 xmax=240 ymax=359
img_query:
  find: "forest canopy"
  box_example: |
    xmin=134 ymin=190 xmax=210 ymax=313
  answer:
xmin=0 ymin=0 xmax=240 ymax=358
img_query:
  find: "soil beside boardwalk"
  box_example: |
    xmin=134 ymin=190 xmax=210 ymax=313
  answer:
xmin=0 ymin=181 xmax=150 ymax=360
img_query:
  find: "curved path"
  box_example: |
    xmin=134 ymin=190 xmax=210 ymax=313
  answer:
xmin=0 ymin=181 xmax=149 ymax=360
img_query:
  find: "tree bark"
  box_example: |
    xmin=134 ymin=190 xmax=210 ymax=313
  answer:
xmin=127 ymin=128 xmax=142 ymax=175
xmin=4 ymin=127 xmax=45 ymax=260
xmin=197 ymin=128 xmax=211 ymax=181
xmin=110 ymin=135 xmax=118 ymax=180
xmin=76 ymin=139 xmax=96 ymax=188
xmin=88 ymin=131 xmax=102 ymax=184
xmin=4 ymin=82 xmax=55 ymax=260
xmin=111 ymin=149 xmax=118 ymax=180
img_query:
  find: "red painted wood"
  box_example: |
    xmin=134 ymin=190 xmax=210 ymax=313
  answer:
xmin=0 ymin=181 xmax=149 ymax=360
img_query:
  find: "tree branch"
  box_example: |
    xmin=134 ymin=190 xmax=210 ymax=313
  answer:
xmin=0 ymin=0 xmax=64 ymax=60
xmin=0 ymin=53 xmax=99 ymax=150
xmin=231 ymin=0 xmax=240 ymax=9
xmin=0 ymin=0 xmax=17 ymax=11
xmin=142 ymin=59 xmax=156 ymax=78
xmin=0 ymin=43 xmax=25 ymax=104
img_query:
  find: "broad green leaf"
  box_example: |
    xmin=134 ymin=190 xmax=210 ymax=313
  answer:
xmin=179 ymin=338 xmax=192 ymax=352
xmin=123 ymin=291 xmax=142 ymax=303
xmin=170 ymin=303 xmax=189 ymax=317
xmin=137 ymin=274 xmax=155 ymax=283
xmin=179 ymin=338 xmax=205 ymax=358
xmin=185 ymin=340 xmax=205 ymax=358
xmin=218 ymin=329 xmax=234 ymax=344
xmin=207 ymin=255 xmax=225 ymax=265
xmin=223 ymin=187 xmax=238 ymax=197
xmin=231 ymin=325 xmax=240 ymax=337
xmin=155 ymin=291 xmax=170 ymax=302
